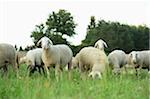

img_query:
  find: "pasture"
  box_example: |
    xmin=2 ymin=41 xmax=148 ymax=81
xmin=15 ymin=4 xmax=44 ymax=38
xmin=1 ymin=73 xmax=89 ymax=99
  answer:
xmin=0 ymin=64 xmax=149 ymax=99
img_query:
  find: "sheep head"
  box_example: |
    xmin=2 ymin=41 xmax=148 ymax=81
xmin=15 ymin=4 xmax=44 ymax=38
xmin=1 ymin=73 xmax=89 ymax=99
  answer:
xmin=128 ymin=51 xmax=139 ymax=65
xmin=37 ymin=36 xmax=53 ymax=50
xmin=19 ymin=56 xmax=27 ymax=64
xmin=94 ymin=39 xmax=108 ymax=51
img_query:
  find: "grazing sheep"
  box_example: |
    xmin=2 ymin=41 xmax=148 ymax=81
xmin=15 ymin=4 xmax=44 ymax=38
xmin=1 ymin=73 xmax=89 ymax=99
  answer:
xmin=71 ymin=54 xmax=80 ymax=69
xmin=19 ymin=48 xmax=45 ymax=75
xmin=37 ymin=36 xmax=73 ymax=79
xmin=108 ymin=50 xmax=128 ymax=74
xmin=94 ymin=39 xmax=108 ymax=51
xmin=65 ymin=53 xmax=81 ymax=71
xmin=16 ymin=51 xmax=27 ymax=67
xmin=128 ymin=50 xmax=150 ymax=74
xmin=74 ymin=47 xmax=109 ymax=79
xmin=0 ymin=43 xmax=18 ymax=76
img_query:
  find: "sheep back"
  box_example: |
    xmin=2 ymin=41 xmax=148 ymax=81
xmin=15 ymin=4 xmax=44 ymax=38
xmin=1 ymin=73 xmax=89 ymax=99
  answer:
xmin=42 ymin=44 xmax=73 ymax=67
xmin=0 ymin=43 xmax=16 ymax=68
xmin=25 ymin=48 xmax=43 ymax=66
xmin=78 ymin=47 xmax=108 ymax=73
xmin=136 ymin=50 xmax=150 ymax=68
xmin=108 ymin=50 xmax=127 ymax=69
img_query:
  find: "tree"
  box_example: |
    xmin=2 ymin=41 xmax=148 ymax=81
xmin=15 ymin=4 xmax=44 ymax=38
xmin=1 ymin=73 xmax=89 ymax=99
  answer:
xmin=19 ymin=46 xmax=23 ymax=51
xmin=31 ymin=24 xmax=45 ymax=44
xmin=14 ymin=45 xmax=18 ymax=50
xmin=82 ymin=16 xmax=97 ymax=46
xmin=81 ymin=17 xmax=149 ymax=53
xmin=31 ymin=9 xmax=76 ymax=45
xmin=87 ymin=16 xmax=96 ymax=30
xmin=133 ymin=25 xmax=149 ymax=50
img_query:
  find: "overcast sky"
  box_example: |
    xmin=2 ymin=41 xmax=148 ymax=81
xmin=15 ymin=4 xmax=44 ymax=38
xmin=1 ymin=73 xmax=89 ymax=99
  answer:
xmin=0 ymin=0 xmax=149 ymax=48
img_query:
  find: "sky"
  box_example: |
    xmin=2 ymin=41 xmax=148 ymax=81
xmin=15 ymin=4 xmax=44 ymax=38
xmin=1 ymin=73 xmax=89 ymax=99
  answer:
xmin=0 ymin=0 xmax=149 ymax=48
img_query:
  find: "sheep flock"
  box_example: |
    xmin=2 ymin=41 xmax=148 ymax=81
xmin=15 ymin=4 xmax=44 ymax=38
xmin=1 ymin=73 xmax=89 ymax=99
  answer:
xmin=0 ymin=37 xmax=149 ymax=80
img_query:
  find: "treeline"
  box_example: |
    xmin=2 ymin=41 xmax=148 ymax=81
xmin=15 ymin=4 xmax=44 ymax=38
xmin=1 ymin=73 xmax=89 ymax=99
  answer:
xmin=81 ymin=16 xmax=149 ymax=53
xmin=18 ymin=9 xmax=149 ymax=55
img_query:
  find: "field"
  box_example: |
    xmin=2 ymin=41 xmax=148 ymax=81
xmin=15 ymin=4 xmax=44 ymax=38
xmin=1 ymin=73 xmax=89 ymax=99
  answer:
xmin=0 ymin=64 xmax=149 ymax=99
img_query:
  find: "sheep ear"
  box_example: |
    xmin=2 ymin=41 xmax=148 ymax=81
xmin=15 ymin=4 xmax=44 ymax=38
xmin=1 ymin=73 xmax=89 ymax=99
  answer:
xmin=94 ymin=42 xmax=98 ymax=48
xmin=37 ymin=39 xmax=42 ymax=47
xmin=102 ymin=41 xmax=108 ymax=48
xmin=48 ymin=39 xmax=53 ymax=45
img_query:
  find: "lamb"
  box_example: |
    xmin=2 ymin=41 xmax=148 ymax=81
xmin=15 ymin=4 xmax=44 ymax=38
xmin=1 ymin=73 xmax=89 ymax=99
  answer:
xmin=16 ymin=51 xmax=27 ymax=67
xmin=128 ymin=50 xmax=150 ymax=74
xmin=94 ymin=39 xmax=108 ymax=51
xmin=71 ymin=54 xmax=80 ymax=69
xmin=37 ymin=36 xmax=73 ymax=79
xmin=19 ymin=48 xmax=45 ymax=75
xmin=0 ymin=43 xmax=18 ymax=76
xmin=73 ymin=47 xmax=109 ymax=79
xmin=108 ymin=50 xmax=128 ymax=74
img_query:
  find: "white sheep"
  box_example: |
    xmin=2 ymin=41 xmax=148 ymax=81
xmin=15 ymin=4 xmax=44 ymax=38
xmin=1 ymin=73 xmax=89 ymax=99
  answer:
xmin=19 ymin=48 xmax=45 ymax=75
xmin=71 ymin=54 xmax=80 ymax=69
xmin=94 ymin=39 xmax=108 ymax=51
xmin=128 ymin=50 xmax=150 ymax=74
xmin=37 ymin=36 xmax=73 ymax=79
xmin=73 ymin=47 xmax=109 ymax=79
xmin=0 ymin=43 xmax=18 ymax=76
xmin=108 ymin=50 xmax=128 ymax=74
xmin=16 ymin=51 xmax=27 ymax=67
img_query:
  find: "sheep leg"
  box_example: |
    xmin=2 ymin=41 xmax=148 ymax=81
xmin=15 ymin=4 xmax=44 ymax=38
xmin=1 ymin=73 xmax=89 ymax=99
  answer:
xmin=37 ymin=66 xmax=45 ymax=75
xmin=44 ymin=65 xmax=50 ymax=78
xmin=27 ymin=65 xmax=35 ymax=76
xmin=36 ymin=66 xmax=42 ymax=74
xmin=135 ymin=65 xmax=141 ymax=76
xmin=55 ymin=64 xmax=61 ymax=81
xmin=12 ymin=60 xmax=19 ymax=78
xmin=124 ymin=65 xmax=128 ymax=74
xmin=27 ymin=66 xmax=31 ymax=76
xmin=79 ymin=62 xmax=84 ymax=73
xmin=113 ymin=64 xmax=121 ymax=75
xmin=79 ymin=62 xmax=85 ymax=79
xmin=67 ymin=61 xmax=72 ymax=80
xmin=41 ymin=66 xmax=46 ymax=75
xmin=2 ymin=65 xmax=8 ymax=77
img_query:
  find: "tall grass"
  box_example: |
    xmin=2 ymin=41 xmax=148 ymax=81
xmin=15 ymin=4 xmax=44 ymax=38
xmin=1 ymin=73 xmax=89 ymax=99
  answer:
xmin=0 ymin=65 xmax=149 ymax=99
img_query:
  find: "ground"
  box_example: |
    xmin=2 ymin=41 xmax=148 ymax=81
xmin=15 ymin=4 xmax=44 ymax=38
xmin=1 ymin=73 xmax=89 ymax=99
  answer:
xmin=0 ymin=64 xmax=149 ymax=99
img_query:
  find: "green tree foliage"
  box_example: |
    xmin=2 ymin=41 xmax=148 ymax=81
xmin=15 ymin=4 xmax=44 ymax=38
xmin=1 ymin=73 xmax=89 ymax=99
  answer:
xmin=24 ymin=45 xmax=36 ymax=51
xmin=132 ymin=25 xmax=149 ymax=50
xmin=82 ymin=16 xmax=149 ymax=53
xmin=46 ymin=9 xmax=76 ymax=37
xmin=19 ymin=46 xmax=23 ymax=51
xmin=30 ymin=9 xmax=76 ymax=45
xmin=31 ymin=24 xmax=45 ymax=44
xmin=14 ymin=45 xmax=18 ymax=50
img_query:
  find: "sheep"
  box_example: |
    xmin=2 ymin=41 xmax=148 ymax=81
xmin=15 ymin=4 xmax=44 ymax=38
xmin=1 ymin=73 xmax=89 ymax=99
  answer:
xmin=94 ymin=39 xmax=108 ymax=51
xmin=73 ymin=47 xmax=109 ymax=79
xmin=71 ymin=56 xmax=79 ymax=69
xmin=19 ymin=48 xmax=45 ymax=76
xmin=16 ymin=51 xmax=27 ymax=68
xmin=128 ymin=50 xmax=150 ymax=74
xmin=65 ymin=53 xmax=80 ymax=71
xmin=108 ymin=50 xmax=128 ymax=74
xmin=0 ymin=43 xmax=18 ymax=76
xmin=37 ymin=36 xmax=73 ymax=79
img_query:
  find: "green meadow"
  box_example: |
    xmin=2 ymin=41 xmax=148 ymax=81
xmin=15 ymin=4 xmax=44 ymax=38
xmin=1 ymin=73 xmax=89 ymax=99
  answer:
xmin=0 ymin=64 xmax=149 ymax=99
